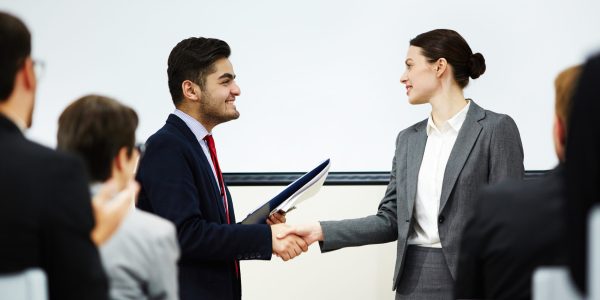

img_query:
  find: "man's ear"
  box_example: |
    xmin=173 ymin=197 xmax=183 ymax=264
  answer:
xmin=435 ymin=58 xmax=448 ymax=77
xmin=181 ymin=80 xmax=201 ymax=102
xmin=553 ymin=114 xmax=567 ymax=161
xmin=22 ymin=57 xmax=36 ymax=91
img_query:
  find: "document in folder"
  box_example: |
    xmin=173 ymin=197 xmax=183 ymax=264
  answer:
xmin=241 ymin=159 xmax=331 ymax=225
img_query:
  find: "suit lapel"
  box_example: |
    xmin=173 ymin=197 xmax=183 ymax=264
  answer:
xmin=438 ymin=101 xmax=485 ymax=213
xmin=167 ymin=114 xmax=228 ymax=223
xmin=406 ymin=121 xmax=428 ymax=218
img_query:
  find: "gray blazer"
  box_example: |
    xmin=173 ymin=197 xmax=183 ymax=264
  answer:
xmin=100 ymin=209 xmax=180 ymax=300
xmin=319 ymin=101 xmax=524 ymax=290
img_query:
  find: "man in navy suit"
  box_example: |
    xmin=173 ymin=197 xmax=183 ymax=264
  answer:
xmin=136 ymin=37 xmax=308 ymax=300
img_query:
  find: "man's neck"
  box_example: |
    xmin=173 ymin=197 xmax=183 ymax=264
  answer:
xmin=0 ymin=104 xmax=27 ymax=132
xmin=176 ymin=106 xmax=216 ymax=132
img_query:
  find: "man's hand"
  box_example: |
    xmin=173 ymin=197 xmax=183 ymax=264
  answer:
xmin=266 ymin=211 xmax=286 ymax=225
xmin=276 ymin=222 xmax=324 ymax=247
xmin=270 ymin=224 xmax=308 ymax=261
xmin=91 ymin=179 xmax=139 ymax=245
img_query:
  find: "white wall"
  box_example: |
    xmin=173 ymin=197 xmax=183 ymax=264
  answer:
xmin=231 ymin=185 xmax=397 ymax=300
xmin=1 ymin=0 xmax=600 ymax=172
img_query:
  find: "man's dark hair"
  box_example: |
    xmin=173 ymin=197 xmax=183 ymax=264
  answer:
xmin=57 ymin=95 xmax=138 ymax=182
xmin=0 ymin=12 xmax=31 ymax=101
xmin=167 ymin=37 xmax=231 ymax=106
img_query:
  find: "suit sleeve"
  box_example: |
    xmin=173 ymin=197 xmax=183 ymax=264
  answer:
xmin=454 ymin=189 xmax=492 ymax=299
xmin=319 ymin=133 xmax=400 ymax=252
xmin=41 ymin=156 xmax=108 ymax=300
xmin=489 ymin=115 xmax=524 ymax=183
xmin=137 ymin=135 xmax=272 ymax=262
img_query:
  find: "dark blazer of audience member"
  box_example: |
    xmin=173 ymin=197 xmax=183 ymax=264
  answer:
xmin=136 ymin=37 xmax=307 ymax=300
xmin=281 ymin=29 xmax=524 ymax=300
xmin=57 ymin=95 xmax=180 ymax=300
xmin=0 ymin=12 xmax=108 ymax=300
xmin=566 ymin=53 xmax=600 ymax=296
xmin=454 ymin=65 xmax=581 ymax=300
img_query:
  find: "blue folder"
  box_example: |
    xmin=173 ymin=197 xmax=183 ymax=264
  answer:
xmin=241 ymin=159 xmax=330 ymax=225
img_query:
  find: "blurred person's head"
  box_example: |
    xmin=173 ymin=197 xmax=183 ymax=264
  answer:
xmin=57 ymin=95 xmax=139 ymax=190
xmin=553 ymin=65 xmax=582 ymax=162
xmin=565 ymin=53 xmax=600 ymax=295
xmin=167 ymin=37 xmax=240 ymax=131
xmin=0 ymin=11 xmax=36 ymax=128
xmin=400 ymin=29 xmax=485 ymax=105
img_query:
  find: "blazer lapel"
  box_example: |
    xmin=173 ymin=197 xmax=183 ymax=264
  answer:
xmin=167 ymin=114 xmax=228 ymax=223
xmin=438 ymin=101 xmax=485 ymax=213
xmin=406 ymin=120 xmax=428 ymax=218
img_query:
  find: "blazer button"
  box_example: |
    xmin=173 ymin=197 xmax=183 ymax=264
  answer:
xmin=438 ymin=215 xmax=445 ymax=224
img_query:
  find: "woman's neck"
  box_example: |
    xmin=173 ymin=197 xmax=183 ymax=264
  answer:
xmin=429 ymin=86 xmax=467 ymax=128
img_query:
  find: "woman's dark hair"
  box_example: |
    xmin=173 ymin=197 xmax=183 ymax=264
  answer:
xmin=57 ymin=95 xmax=138 ymax=182
xmin=410 ymin=29 xmax=485 ymax=88
xmin=167 ymin=37 xmax=231 ymax=106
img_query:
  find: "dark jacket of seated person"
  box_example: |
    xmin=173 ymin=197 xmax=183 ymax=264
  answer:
xmin=455 ymin=64 xmax=582 ymax=300
xmin=0 ymin=114 xmax=108 ymax=300
xmin=454 ymin=167 xmax=567 ymax=300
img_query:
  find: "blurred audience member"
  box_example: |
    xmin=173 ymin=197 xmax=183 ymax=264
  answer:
xmin=455 ymin=64 xmax=581 ymax=300
xmin=0 ymin=11 xmax=110 ymax=300
xmin=58 ymin=95 xmax=180 ymax=300
xmin=566 ymin=53 xmax=600 ymax=296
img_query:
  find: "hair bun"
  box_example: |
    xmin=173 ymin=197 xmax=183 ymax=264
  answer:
xmin=468 ymin=52 xmax=486 ymax=79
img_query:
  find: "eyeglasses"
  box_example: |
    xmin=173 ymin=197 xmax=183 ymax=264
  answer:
xmin=32 ymin=59 xmax=45 ymax=81
xmin=135 ymin=143 xmax=146 ymax=157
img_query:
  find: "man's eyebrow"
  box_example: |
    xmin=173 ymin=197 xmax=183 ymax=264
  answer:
xmin=218 ymin=73 xmax=236 ymax=80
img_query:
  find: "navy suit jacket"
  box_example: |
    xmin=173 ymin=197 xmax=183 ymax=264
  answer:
xmin=136 ymin=114 xmax=272 ymax=300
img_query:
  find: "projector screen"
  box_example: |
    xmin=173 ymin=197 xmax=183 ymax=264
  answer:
xmin=2 ymin=0 xmax=599 ymax=172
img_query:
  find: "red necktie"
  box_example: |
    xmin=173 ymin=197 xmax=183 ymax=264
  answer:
xmin=203 ymin=134 xmax=231 ymax=224
xmin=204 ymin=135 xmax=239 ymax=277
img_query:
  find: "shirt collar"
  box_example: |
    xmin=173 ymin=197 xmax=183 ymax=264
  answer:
xmin=173 ymin=109 xmax=211 ymax=142
xmin=426 ymin=100 xmax=471 ymax=136
xmin=89 ymin=182 xmax=103 ymax=198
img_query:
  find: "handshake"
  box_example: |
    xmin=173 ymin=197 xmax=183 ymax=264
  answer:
xmin=267 ymin=213 xmax=324 ymax=261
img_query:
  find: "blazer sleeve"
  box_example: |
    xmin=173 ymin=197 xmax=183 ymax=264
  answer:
xmin=147 ymin=221 xmax=180 ymax=300
xmin=41 ymin=155 xmax=108 ymax=300
xmin=319 ymin=134 xmax=401 ymax=252
xmin=489 ymin=115 xmax=524 ymax=183
xmin=137 ymin=134 xmax=272 ymax=262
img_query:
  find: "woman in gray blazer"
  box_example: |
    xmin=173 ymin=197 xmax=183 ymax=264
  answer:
xmin=282 ymin=29 xmax=524 ymax=300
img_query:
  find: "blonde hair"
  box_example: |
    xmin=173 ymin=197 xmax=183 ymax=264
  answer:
xmin=555 ymin=65 xmax=582 ymax=129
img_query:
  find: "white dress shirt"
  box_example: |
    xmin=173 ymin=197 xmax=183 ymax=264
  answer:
xmin=173 ymin=109 xmax=221 ymax=191
xmin=408 ymin=100 xmax=470 ymax=248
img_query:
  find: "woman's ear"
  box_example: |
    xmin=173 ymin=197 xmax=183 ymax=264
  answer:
xmin=114 ymin=147 xmax=129 ymax=172
xmin=435 ymin=58 xmax=448 ymax=77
